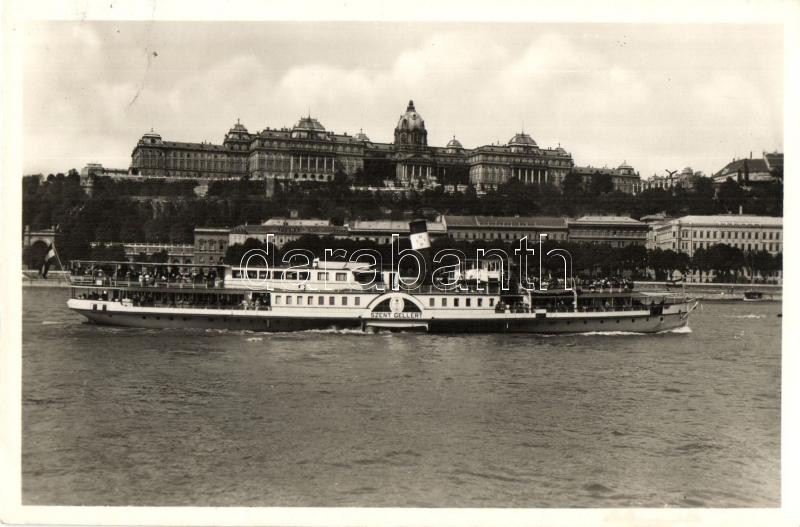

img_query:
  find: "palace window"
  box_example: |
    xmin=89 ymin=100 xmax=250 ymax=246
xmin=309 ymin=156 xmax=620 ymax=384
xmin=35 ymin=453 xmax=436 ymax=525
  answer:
xmin=329 ymin=296 xmax=335 ymax=306
xmin=341 ymin=297 xmax=348 ymax=306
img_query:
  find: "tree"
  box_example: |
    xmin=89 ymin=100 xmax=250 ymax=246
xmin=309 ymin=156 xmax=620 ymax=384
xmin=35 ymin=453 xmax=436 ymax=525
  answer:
xmin=706 ymin=244 xmax=734 ymax=282
xmin=717 ymin=178 xmax=746 ymax=213
xmin=149 ymin=250 xmax=169 ymax=263
xmin=225 ymin=238 xmax=279 ymax=268
xmin=561 ymin=171 xmax=584 ymax=197
xmin=686 ymin=176 xmax=718 ymax=215
xmin=23 ymin=243 xmax=49 ymax=270
xmin=702 ymin=244 xmax=745 ymax=282
xmin=119 ymin=219 xmax=145 ymax=242
xmin=105 ymin=244 xmax=128 ymax=262
xmin=691 ymin=247 xmax=711 ymax=282
xmin=589 ymin=173 xmax=614 ymax=195
xmin=751 ymin=250 xmax=775 ymax=283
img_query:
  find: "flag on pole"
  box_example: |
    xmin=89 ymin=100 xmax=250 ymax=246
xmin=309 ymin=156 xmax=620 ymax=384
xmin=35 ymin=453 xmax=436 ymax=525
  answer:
xmin=40 ymin=244 xmax=56 ymax=278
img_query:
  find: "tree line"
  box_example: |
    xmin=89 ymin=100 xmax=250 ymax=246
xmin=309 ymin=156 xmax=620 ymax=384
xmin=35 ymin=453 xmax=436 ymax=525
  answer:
xmin=223 ymin=236 xmax=782 ymax=284
xmin=22 ymin=168 xmax=782 ymax=267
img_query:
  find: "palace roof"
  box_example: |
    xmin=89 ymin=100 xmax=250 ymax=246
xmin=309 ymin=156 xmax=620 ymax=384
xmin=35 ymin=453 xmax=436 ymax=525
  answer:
xmin=570 ymin=215 xmax=646 ymax=226
xmin=444 ymin=215 xmax=568 ymax=229
xmin=674 ymin=215 xmax=782 ymax=227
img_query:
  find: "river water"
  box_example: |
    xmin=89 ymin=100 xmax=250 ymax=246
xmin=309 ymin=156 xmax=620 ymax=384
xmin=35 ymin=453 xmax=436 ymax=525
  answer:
xmin=21 ymin=288 xmax=781 ymax=507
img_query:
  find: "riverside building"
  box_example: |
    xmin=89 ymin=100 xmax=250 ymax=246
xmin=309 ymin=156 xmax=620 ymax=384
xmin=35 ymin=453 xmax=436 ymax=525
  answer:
xmin=651 ymin=215 xmax=783 ymax=257
xmin=442 ymin=215 xmax=569 ymax=242
xmin=567 ymin=216 xmax=649 ymax=247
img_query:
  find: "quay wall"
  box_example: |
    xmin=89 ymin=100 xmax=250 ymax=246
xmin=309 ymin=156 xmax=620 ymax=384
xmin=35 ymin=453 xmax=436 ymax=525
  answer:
xmin=634 ymin=281 xmax=782 ymax=301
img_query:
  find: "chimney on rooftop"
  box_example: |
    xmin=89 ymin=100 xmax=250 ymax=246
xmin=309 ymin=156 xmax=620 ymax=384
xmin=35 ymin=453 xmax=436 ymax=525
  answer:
xmin=750 ymin=151 xmax=753 ymax=159
xmin=739 ymin=205 xmax=743 ymax=215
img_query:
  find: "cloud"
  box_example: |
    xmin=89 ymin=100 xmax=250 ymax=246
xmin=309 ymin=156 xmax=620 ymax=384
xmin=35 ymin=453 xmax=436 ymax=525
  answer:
xmin=21 ymin=22 xmax=783 ymax=180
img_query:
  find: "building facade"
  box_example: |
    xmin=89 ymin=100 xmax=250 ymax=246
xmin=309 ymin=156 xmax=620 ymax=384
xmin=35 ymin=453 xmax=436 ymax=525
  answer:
xmin=567 ymin=216 xmax=649 ymax=247
xmin=651 ymin=215 xmax=783 ymax=257
xmin=443 ymin=215 xmax=569 ymax=243
xmin=711 ymin=152 xmax=783 ymax=186
xmin=348 ymin=219 xmax=447 ymax=245
xmin=131 ymin=123 xmax=250 ymax=180
xmin=91 ymin=242 xmax=195 ymax=264
xmin=193 ymin=227 xmax=231 ymax=266
xmin=571 ymin=163 xmax=643 ymax=194
xmin=127 ymin=100 xmax=625 ymax=194
xmin=228 ymin=220 xmax=349 ymax=249
xmin=642 ymin=167 xmax=706 ymax=192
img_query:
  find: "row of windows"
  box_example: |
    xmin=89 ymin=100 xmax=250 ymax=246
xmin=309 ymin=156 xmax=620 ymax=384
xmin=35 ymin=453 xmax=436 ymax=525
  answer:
xmin=255 ymin=140 xmax=361 ymax=154
xmin=140 ymin=149 xmax=245 ymax=160
xmin=428 ymin=296 xmax=495 ymax=308
xmin=689 ymin=241 xmax=782 ymax=252
xmin=223 ymin=143 xmax=248 ymax=151
xmin=272 ymin=294 xmax=499 ymax=308
xmin=253 ymin=155 xmax=338 ymax=172
xmin=275 ymin=295 xmax=361 ymax=306
xmin=231 ymin=270 xmax=350 ymax=281
xmin=471 ymin=154 xmax=570 ymax=167
xmin=571 ymin=229 xmax=647 ymax=237
xmin=137 ymin=157 xmax=246 ymax=172
xmin=160 ymin=170 xmax=242 ymax=178
xmin=679 ymin=229 xmax=781 ymax=240
xmin=197 ymin=240 xmax=227 ymax=251
xmin=449 ymin=231 xmax=567 ymax=241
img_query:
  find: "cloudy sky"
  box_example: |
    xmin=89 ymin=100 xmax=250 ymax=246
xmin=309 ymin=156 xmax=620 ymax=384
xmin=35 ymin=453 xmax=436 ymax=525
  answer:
xmin=22 ymin=21 xmax=782 ymax=179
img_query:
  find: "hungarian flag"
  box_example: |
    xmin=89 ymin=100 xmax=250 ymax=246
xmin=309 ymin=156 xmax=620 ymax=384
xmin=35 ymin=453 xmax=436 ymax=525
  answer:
xmin=39 ymin=244 xmax=56 ymax=278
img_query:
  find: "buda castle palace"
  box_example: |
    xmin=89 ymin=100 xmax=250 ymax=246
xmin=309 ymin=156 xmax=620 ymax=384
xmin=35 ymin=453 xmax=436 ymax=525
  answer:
xmin=123 ymin=100 xmax=641 ymax=195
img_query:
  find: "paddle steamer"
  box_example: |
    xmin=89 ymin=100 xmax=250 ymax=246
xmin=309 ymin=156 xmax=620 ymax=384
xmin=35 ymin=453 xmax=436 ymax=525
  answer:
xmin=66 ymin=258 xmax=698 ymax=334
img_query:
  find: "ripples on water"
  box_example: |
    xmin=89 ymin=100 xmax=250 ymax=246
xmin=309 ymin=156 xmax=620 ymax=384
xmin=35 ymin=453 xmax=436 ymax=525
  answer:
xmin=21 ymin=289 xmax=781 ymax=507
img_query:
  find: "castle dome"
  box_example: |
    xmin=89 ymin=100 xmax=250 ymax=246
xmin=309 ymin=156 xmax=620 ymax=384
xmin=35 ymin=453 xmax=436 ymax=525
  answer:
xmin=229 ymin=119 xmax=248 ymax=133
xmin=140 ymin=128 xmax=162 ymax=145
xmin=508 ymin=132 xmax=537 ymax=147
xmin=291 ymin=115 xmax=327 ymax=139
xmin=293 ymin=116 xmax=326 ymax=132
xmin=396 ymin=100 xmax=426 ymax=131
xmin=354 ymin=128 xmax=370 ymax=142
xmin=446 ymin=136 xmax=463 ymax=150
xmin=393 ymin=99 xmax=428 ymax=148
xmin=617 ymin=161 xmax=636 ymax=175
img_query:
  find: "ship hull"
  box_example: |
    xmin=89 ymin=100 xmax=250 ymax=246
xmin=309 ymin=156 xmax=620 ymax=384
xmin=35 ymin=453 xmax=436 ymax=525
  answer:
xmin=68 ymin=299 xmax=691 ymax=334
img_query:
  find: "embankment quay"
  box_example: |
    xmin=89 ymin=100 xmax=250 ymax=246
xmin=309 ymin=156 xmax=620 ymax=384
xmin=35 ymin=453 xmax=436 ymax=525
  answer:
xmin=634 ymin=281 xmax=781 ymax=302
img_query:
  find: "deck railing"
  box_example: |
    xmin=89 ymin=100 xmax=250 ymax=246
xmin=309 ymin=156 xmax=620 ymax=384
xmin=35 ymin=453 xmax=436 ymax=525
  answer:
xmin=70 ymin=276 xmax=224 ymax=289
